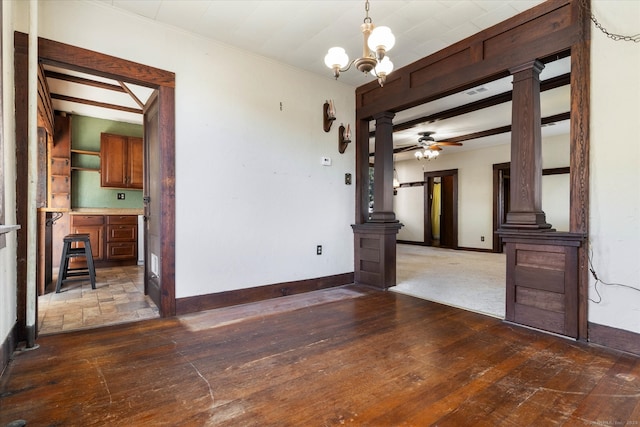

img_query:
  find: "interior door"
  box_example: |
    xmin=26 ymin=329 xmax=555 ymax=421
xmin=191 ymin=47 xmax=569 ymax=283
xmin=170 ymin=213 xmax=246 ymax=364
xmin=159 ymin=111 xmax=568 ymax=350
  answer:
xmin=440 ymin=175 xmax=455 ymax=248
xmin=143 ymin=91 xmax=161 ymax=309
xmin=424 ymin=169 xmax=458 ymax=249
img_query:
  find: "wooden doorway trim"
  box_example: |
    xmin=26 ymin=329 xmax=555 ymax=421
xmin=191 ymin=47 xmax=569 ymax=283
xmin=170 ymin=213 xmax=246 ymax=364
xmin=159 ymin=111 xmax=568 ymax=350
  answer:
xmin=354 ymin=0 xmax=589 ymax=340
xmin=423 ymin=169 xmax=458 ymax=249
xmin=14 ymin=34 xmax=176 ymax=339
xmin=493 ymin=162 xmax=510 ymax=253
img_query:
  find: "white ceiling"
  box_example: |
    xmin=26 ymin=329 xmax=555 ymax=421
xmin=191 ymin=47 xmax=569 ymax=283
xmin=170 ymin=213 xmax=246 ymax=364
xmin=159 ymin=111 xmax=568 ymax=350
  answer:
xmin=96 ymin=0 xmax=546 ymax=87
xmin=49 ymin=0 xmax=570 ymax=159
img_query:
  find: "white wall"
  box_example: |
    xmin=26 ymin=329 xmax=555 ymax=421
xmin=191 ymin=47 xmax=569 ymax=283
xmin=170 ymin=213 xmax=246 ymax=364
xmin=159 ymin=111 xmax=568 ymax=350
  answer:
xmin=1 ymin=0 xmax=18 ymax=349
xmin=34 ymin=1 xmax=356 ymax=298
xmin=394 ymin=134 xmax=570 ymax=247
xmin=589 ymin=1 xmax=640 ymax=334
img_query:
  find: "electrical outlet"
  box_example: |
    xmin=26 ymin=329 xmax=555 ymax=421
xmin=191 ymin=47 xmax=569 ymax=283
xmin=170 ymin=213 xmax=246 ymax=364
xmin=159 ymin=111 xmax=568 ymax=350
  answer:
xmin=345 ymin=173 xmax=352 ymax=185
xmin=316 ymin=245 xmax=322 ymax=255
xmin=481 ymin=236 xmax=485 ymax=242
xmin=117 ymin=193 xmax=125 ymax=200
xmin=321 ymin=157 xmax=332 ymax=166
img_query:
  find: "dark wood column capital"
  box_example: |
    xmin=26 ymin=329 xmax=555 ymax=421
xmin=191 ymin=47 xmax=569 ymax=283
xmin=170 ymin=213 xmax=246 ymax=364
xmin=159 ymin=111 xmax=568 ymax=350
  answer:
xmin=370 ymin=111 xmax=398 ymax=223
xmin=501 ymin=59 xmax=552 ymax=230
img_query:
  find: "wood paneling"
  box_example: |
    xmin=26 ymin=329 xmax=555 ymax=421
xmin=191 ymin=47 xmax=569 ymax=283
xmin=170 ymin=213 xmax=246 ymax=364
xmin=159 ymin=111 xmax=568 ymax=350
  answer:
xmin=504 ymin=236 xmax=582 ymax=337
xmin=355 ymin=1 xmax=577 ymax=118
xmin=2 ymin=289 xmax=639 ymax=425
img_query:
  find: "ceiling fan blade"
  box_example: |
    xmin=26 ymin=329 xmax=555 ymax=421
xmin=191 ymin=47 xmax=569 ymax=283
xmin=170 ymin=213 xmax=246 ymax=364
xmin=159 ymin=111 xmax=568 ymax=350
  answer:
xmin=395 ymin=145 xmax=421 ymax=153
xmin=433 ymin=141 xmax=463 ymax=146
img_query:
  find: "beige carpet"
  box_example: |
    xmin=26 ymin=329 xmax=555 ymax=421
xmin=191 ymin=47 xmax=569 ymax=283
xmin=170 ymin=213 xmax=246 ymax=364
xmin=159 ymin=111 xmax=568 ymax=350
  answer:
xmin=393 ymin=244 xmax=506 ymax=318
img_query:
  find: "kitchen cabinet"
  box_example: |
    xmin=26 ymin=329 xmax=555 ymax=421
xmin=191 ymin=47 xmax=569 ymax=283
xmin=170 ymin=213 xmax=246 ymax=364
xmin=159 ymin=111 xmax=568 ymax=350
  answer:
xmin=106 ymin=215 xmax=138 ymax=260
xmin=100 ymin=133 xmax=143 ymax=189
xmin=70 ymin=214 xmax=138 ymax=267
xmin=69 ymin=215 xmax=104 ymax=266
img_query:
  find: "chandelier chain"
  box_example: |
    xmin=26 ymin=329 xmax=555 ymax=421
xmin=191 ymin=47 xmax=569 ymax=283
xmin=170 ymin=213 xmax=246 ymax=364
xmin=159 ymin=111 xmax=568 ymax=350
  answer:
xmin=364 ymin=0 xmax=372 ymax=24
xmin=580 ymin=0 xmax=640 ymax=43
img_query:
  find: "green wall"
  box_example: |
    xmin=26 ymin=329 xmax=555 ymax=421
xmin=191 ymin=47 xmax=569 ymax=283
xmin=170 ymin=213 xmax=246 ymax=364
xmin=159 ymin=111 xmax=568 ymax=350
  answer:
xmin=71 ymin=115 xmax=144 ymax=209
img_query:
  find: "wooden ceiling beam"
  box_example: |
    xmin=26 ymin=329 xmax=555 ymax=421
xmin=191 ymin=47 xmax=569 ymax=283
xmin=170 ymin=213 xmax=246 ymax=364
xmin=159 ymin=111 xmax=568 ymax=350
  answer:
xmin=44 ymin=69 xmax=125 ymax=92
xmin=50 ymin=93 xmax=142 ymax=114
xmin=388 ymin=111 xmax=571 ymax=154
xmin=370 ymin=73 xmax=571 ymax=137
xmin=118 ymin=81 xmax=145 ymax=109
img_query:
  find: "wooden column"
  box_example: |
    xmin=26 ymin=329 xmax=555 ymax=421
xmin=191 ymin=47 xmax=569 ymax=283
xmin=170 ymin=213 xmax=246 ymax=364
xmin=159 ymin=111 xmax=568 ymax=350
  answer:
xmin=503 ymin=60 xmax=552 ymax=230
xmin=370 ymin=111 xmax=396 ymax=222
xmin=352 ymin=111 xmax=401 ymax=290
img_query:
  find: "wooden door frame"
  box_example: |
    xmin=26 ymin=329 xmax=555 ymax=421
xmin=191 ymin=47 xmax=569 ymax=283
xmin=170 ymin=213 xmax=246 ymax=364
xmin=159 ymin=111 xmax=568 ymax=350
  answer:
xmin=14 ymin=34 xmax=176 ymax=341
xmin=354 ymin=0 xmax=589 ymax=339
xmin=423 ymin=169 xmax=458 ymax=249
xmin=493 ymin=162 xmax=510 ymax=253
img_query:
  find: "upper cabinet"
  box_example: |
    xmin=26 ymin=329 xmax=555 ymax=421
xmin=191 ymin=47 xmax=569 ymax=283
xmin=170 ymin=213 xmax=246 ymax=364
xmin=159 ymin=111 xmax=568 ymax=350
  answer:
xmin=100 ymin=133 xmax=143 ymax=189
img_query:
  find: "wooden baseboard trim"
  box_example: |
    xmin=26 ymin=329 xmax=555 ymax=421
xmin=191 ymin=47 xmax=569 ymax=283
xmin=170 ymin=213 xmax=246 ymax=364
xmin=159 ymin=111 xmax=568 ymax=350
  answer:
xmin=176 ymin=272 xmax=355 ymax=315
xmin=456 ymin=246 xmax=494 ymax=253
xmin=397 ymin=241 xmax=493 ymax=253
xmin=589 ymin=322 xmax=640 ymax=356
xmin=1 ymin=322 xmax=18 ymax=378
xmin=397 ymin=240 xmax=428 ymax=246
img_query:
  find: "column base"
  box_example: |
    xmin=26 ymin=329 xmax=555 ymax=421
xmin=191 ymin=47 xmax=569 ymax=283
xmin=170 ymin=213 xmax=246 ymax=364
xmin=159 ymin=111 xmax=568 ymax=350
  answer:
xmin=352 ymin=222 xmax=403 ymax=290
xmin=502 ymin=211 xmax=553 ymax=230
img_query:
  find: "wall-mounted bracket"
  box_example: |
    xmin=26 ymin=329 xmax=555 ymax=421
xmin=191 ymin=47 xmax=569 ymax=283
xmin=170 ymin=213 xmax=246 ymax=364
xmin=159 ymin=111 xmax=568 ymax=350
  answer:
xmin=338 ymin=123 xmax=351 ymax=153
xmin=323 ymin=100 xmax=336 ymax=132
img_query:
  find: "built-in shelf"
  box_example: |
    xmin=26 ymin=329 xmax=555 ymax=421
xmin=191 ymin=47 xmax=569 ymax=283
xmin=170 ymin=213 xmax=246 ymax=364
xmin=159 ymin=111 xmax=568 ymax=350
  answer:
xmin=71 ymin=149 xmax=100 ymax=172
xmin=71 ymin=149 xmax=100 ymax=156
xmin=0 ymin=224 xmax=21 ymax=235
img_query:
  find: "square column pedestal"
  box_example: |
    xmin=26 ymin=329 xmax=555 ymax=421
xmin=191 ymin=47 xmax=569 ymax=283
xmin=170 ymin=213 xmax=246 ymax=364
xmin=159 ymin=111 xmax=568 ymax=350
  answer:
xmin=352 ymin=222 xmax=403 ymax=290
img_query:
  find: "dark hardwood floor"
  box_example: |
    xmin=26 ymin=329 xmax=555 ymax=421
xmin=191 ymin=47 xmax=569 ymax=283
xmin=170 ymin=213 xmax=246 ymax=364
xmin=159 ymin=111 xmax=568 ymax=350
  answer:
xmin=1 ymin=286 xmax=639 ymax=426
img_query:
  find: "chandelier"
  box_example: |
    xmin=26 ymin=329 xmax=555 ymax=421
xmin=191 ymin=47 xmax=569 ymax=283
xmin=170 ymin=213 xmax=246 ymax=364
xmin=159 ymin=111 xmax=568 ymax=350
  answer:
xmin=324 ymin=0 xmax=396 ymax=87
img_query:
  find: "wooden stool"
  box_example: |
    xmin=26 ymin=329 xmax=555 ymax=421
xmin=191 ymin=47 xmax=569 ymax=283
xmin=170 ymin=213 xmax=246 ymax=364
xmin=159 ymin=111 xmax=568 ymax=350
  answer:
xmin=55 ymin=234 xmax=97 ymax=293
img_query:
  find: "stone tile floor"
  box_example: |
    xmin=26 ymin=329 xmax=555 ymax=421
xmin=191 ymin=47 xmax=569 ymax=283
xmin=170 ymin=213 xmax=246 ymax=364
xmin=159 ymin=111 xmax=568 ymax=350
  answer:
xmin=38 ymin=265 xmax=159 ymax=335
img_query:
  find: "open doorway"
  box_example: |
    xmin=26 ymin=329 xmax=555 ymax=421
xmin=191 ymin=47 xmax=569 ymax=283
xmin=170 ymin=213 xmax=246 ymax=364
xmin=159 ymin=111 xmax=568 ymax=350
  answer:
xmin=14 ymin=34 xmax=175 ymax=340
xmin=424 ymin=169 xmax=458 ymax=249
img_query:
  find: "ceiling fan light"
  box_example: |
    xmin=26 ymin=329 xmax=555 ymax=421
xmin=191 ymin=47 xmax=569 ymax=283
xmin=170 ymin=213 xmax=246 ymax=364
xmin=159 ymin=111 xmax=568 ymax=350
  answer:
xmin=415 ymin=151 xmax=423 ymax=160
xmin=368 ymin=26 xmax=395 ymax=57
xmin=324 ymin=47 xmax=349 ymax=69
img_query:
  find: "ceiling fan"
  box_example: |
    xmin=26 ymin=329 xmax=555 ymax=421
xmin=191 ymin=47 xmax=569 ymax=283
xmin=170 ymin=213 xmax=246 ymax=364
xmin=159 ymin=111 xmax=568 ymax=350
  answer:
xmin=398 ymin=131 xmax=463 ymax=160
xmin=417 ymin=131 xmax=463 ymax=149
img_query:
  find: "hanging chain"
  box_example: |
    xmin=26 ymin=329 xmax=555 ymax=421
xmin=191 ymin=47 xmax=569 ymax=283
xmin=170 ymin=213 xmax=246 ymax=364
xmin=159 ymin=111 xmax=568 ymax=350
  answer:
xmin=364 ymin=0 xmax=372 ymax=24
xmin=580 ymin=0 xmax=640 ymax=43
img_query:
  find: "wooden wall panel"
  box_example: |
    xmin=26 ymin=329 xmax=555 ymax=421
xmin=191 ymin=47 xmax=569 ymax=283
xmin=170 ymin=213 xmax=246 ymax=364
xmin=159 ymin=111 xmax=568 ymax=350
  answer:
xmin=504 ymin=238 xmax=581 ymax=338
xmin=516 ymin=286 xmax=565 ymax=313
xmin=410 ymin=49 xmax=472 ymax=88
xmin=483 ymin=4 xmax=572 ymax=60
xmin=514 ymin=266 xmax=564 ymax=293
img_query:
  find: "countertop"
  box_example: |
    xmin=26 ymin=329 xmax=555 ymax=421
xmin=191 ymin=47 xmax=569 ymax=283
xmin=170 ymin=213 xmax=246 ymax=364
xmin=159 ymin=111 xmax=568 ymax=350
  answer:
xmin=69 ymin=208 xmax=144 ymax=215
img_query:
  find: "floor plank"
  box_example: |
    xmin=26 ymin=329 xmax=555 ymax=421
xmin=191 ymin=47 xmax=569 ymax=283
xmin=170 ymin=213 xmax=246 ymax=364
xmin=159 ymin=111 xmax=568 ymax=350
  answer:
xmin=1 ymin=286 xmax=639 ymax=426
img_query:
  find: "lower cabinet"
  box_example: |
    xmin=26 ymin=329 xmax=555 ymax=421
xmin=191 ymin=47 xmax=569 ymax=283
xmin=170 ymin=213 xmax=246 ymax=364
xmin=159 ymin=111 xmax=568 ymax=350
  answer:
xmin=70 ymin=214 xmax=138 ymax=267
xmin=106 ymin=215 xmax=138 ymax=260
xmin=70 ymin=215 xmax=104 ymax=263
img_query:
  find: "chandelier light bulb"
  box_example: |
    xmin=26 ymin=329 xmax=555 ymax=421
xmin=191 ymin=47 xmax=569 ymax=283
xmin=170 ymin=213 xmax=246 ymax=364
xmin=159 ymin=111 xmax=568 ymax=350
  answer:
xmin=375 ymin=56 xmax=394 ymax=76
xmin=368 ymin=26 xmax=395 ymax=59
xmin=324 ymin=47 xmax=349 ymax=69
